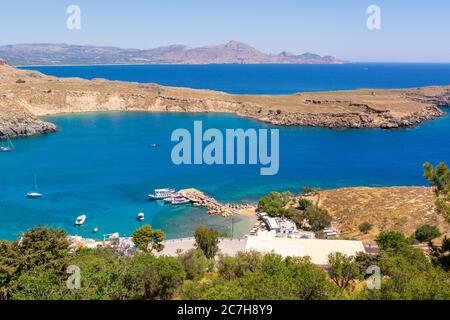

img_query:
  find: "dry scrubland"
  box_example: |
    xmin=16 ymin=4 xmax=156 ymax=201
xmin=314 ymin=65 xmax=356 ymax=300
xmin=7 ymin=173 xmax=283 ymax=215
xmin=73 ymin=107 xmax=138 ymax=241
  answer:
xmin=303 ymin=187 xmax=449 ymax=241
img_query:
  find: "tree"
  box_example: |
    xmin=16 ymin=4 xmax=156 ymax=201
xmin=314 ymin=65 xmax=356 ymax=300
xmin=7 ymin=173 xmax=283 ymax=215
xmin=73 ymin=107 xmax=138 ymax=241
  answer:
xmin=123 ymin=253 xmax=186 ymax=300
xmin=218 ymin=251 xmax=264 ymax=281
xmin=303 ymin=205 xmax=332 ymax=232
xmin=435 ymin=198 xmax=450 ymax=222
xmin=301 ymin=186 xmax=319 ymax=195
xmin=0 ymin=226 xmax=70 ymax=300
xmin=424 ymin=162 xmax=450 ymax=195
xmin=257 ymin=191 xmax=293 ymax=217
xmin=178 ymin=249 xmax=209 ymax=280
xmin=358 ymin=222 xmax=373 ymax=234
xmin=65 ymin=249 xmax=129 ymax=300
xmin=298 ymin=198 xmax=313 ymax=211
xmin=132 ymin=225 xmax=165 ymax=253
xmin=429 ymin=236 xmax=450 ymax=272
xmin=327 ymin=252 xmax=360 ymax=290
xmin=354 ymin=252 xmax=381 ymax=279
xmin=414 ymin=225 xmax=441 ymax=243
xmin=363 ymin=250 xmax=450 ymax=300
xmin=424 ymin=162 xmax=450 ymax=222
xmin=375 ymin=231 xmax=409 ymax=251
xmin=194 ymin=226 xmax=221 ymax=259
xmin=183 ymin=252 xmax=338 ymax=300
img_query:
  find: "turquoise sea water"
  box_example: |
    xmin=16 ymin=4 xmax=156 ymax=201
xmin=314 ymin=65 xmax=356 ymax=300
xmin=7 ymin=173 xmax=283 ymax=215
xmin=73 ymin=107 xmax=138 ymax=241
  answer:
xmin=1 ymin=64 xmax=449 ymax=241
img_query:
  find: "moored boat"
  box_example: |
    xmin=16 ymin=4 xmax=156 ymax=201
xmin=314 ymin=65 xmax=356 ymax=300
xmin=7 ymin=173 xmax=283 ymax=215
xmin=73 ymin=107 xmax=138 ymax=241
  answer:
xmin=148 ymin=188 xmax=176 ymax=200
xmin=137 ymin=212 xmax=145 ymax=221
xmin=26 ymin=192 xmax=43 ymax=198
xmin=171 ymin=195 xmax=192 ymax=206
xmin=0 ymin=137 xmax=14 ymax=152
xmin=75 ymin=215 xmax=87 ymax=226
xmin=26 ymin=175 xmax=43 ymax=198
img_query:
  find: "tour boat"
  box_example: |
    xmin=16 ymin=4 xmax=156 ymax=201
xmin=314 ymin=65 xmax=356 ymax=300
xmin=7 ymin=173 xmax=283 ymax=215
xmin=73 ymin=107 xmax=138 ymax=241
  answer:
xmin=171 ymin=196 xmax=191 ymax=206
xmin=0 ymin=137 xmax=14 ymax=152
xmin=148 ymin=188 xmax=176 ymax=200
xmin=75 ymin=215 xmax=87 ymax=226
xmin=26 ymin=176 xmax=43 ymax=198
xmin=137 ymin=212 xmax=145 ymax=221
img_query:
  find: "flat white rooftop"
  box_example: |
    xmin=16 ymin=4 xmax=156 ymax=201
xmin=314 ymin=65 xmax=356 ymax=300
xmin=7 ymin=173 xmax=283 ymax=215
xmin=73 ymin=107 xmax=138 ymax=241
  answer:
xmin=245 ymin=236 xmax=365 ymax=265
xmin=157 ymin=236 xmax=365 ymax=266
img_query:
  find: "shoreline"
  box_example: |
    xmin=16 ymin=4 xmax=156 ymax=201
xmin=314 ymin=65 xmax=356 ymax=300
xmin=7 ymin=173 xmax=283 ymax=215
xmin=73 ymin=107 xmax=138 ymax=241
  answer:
xmin=1 ymin=62 xmax=450 ymax=139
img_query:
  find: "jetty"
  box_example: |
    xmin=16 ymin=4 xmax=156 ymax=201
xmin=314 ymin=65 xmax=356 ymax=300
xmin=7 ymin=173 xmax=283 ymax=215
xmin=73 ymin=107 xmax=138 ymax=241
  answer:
xmin=178 ymin=188 xmax=255 ymax=217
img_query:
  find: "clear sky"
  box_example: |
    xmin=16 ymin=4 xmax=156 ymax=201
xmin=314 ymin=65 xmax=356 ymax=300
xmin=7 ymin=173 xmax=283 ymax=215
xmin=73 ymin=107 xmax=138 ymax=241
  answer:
xmin=0 ymin=0 xmax=449 ymax=62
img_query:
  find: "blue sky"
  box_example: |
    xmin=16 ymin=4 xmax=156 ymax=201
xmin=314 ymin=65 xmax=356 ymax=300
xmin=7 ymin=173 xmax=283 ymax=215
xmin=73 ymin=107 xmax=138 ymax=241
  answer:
xmin=0 ymin=0 xmax=449 ymax=62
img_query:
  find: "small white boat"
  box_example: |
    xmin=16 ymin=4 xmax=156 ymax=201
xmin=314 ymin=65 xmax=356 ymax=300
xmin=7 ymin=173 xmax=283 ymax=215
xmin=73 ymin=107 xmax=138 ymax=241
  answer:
xmin=137 ymin=212 xmax=145 ymax=221
xmin=150 ymin=144 xmax=158 ymax=148
xmin=26 ymin=175 xmax=43 ymax=198
xmin=26 ymin=192 xmax=43 ymax=199
xmin=75 ymin=215 xmax=87 ymax=226
xmin=148 ymin=188 xmax=176 ymax=200
xmin=171 ymin=196 xmax=192 ymax=206
xmin=163 ymin=197 xmax=174 ymax=203
xmin=0 ymin=137 xmax=14 ymax=152
xmin=93 ymin=227 xmax=99 ymax=233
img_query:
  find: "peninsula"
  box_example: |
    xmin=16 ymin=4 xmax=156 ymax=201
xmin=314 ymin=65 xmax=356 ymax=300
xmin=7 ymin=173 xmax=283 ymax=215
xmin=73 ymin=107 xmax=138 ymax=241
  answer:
xmin=0 ymin=41 xmax=342 ymax=66
xmin=0 ymin=60 xmax=449 ymax=139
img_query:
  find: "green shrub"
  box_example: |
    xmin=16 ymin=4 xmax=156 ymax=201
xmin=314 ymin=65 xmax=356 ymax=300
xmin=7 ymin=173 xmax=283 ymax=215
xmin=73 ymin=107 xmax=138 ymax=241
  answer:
xmin=178 ymin=249 xmax=209 ymax=280
xmin=298 ymin=198 xmax=313 ymax=210
xmin=257 ymin=191 xmax=292 ymax=217
xmin=358 ymin=222 xmax=373 ymax=234
xmin=414 ymin=225 xmax=441 ymax=243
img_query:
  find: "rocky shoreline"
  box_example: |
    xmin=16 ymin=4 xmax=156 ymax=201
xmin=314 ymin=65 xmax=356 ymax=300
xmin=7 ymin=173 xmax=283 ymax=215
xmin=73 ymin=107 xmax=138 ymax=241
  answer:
xmin=0 ymin=61 xmax=450 ymax=138
xmin=244 ymin=104 xmax=445 ymax=129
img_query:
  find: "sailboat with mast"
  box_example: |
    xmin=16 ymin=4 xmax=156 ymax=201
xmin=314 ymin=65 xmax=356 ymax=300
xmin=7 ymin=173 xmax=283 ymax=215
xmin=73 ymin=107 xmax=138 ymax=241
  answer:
xmin=0 ymin=137 xmax=14 ymax=152
xmin=27 ymin=175 xmax=43 ymax=198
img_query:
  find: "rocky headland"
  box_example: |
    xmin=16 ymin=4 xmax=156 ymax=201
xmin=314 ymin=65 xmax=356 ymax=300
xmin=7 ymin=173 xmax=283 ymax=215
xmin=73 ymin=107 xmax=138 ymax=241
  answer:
xmin=0 ymin=60 xmax=449 ymax=139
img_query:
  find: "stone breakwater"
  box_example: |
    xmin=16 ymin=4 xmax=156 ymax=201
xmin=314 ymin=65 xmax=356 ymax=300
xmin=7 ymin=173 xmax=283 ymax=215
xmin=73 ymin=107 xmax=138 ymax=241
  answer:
xmin=0 ymin=61 xmax=449 ymax=138
xmin=179 ymin=188 xmax=255 ymax=217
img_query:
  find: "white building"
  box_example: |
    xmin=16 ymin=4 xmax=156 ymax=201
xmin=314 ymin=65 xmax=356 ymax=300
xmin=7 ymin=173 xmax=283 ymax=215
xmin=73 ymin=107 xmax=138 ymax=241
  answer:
xmin=158 ymin=236 xmax=365 ymax=266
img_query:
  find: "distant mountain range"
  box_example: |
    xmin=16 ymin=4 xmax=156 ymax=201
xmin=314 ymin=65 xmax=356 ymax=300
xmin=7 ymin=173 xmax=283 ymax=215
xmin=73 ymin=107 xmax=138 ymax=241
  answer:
xmin=0 ymin=41 xmax=343 ymax=66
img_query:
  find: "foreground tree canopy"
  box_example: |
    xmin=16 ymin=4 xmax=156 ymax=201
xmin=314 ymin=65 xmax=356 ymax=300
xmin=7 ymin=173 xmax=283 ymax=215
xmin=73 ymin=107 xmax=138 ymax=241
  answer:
xmin=0 ymin=226 xmax=449 ymax=300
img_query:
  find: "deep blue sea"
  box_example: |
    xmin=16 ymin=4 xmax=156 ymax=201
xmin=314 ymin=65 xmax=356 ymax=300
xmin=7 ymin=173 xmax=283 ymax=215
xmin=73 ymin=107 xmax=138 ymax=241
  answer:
xmin=0 ymin=64 xmax=449 ymax=241
xmin=20 ymin=63 xmax=450 ymax=94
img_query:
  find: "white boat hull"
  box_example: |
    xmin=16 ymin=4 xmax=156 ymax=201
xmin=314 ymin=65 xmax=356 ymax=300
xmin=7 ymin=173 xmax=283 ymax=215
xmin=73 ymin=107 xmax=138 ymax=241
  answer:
xmin=27 ymin=192 xmax=43 ymax=198
xmin=75 ymin=215 xmax=87 ymax=226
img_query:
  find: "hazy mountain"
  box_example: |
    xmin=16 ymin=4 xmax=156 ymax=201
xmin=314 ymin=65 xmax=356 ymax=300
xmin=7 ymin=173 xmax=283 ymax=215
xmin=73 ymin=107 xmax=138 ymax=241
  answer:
xmin=0 ymin=41 xmax=343 ymax=65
